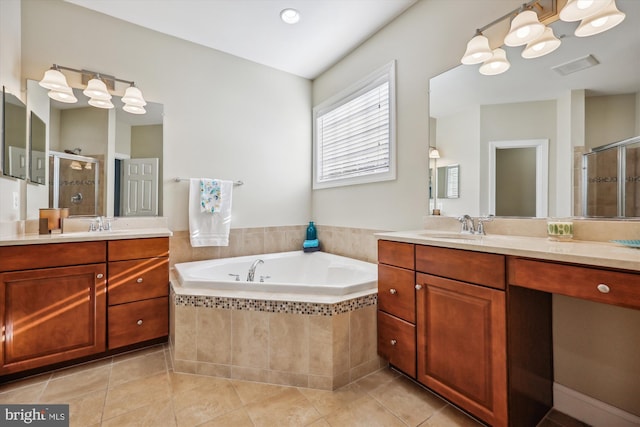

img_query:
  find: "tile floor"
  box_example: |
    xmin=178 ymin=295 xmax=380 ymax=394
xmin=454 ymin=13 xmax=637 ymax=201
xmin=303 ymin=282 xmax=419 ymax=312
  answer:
xmin=0 ymin=344 xmax=586 ymax=427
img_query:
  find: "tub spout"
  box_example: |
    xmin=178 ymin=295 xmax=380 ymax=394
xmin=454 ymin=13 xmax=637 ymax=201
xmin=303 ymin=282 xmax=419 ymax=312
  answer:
xmin=246 ymin=259 xmax=264 ymax=282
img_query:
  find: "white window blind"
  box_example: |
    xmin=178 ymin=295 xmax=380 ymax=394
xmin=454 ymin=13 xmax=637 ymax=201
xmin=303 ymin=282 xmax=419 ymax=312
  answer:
xmin=313 ymin=61 xmax=396 ymax=189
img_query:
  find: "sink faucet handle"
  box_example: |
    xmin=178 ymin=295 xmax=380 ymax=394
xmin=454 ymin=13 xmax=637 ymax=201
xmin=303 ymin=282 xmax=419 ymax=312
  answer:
xmin=457 ymin=214 xmax=474 ymax=233
xmin=476 ymin=215 xmax=494 ymax=235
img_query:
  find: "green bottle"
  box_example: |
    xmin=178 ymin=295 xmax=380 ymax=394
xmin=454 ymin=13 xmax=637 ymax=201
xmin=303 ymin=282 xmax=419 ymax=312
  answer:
xmin=306 ymin=221 xmax=317 ymax=240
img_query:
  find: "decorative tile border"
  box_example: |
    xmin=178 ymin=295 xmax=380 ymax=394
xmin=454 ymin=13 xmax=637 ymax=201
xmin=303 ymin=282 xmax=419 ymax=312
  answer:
xmin=171 ymin=285 xmax=377 ymax=316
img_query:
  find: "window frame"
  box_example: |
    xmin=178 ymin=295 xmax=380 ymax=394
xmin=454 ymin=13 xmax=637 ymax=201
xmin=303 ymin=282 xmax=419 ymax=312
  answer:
xmin=312 ymin=60 xmax=397 ymax=189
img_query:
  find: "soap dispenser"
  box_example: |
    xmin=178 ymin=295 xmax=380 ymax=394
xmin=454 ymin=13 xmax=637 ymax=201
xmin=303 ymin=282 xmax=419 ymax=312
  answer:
xmin=306 ymin=221 xmax=317 ymax=240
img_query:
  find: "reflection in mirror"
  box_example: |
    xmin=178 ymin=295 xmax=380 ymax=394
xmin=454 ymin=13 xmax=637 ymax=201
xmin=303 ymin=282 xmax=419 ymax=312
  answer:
xmin=437 ymin=164 xmax=459 ymax=199
xmin=29 ymin=112 xmax=46 ymax=184
xmin=2 ymin=88 xmax=27 ymax=179
xmin=49 ymin=151 xmax=99 ymax=215
xmin=43 ymin=84 xmax=163 ymax=217
xmin=429 ymin=0 xmax=640 ymax=218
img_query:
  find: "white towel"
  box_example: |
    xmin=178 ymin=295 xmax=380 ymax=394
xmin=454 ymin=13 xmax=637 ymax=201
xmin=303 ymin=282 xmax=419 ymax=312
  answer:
xmin=189 ymin=178 xmax=233 ymax=247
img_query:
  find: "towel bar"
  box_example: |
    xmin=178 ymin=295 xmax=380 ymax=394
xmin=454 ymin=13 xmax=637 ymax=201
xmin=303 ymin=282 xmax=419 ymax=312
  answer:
xmin=174 ymin=177 xmax=243 ymax=186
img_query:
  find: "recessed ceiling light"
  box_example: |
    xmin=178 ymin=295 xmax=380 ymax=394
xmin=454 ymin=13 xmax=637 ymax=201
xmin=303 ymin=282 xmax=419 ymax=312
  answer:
xmin=280 ymin=8 xmax=300 ymax=24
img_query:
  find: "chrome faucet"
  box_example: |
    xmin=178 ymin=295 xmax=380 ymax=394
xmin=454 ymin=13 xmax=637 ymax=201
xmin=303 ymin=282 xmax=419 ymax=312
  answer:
xmin=246 ymin=259 xmax=264 ymax=282
xmin=457 ymin=214 xmax=475 ymax=234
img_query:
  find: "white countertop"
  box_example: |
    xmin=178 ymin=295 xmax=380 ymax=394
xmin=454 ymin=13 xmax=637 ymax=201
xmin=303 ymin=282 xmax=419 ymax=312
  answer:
xmin=0 ymin=228 xmax=172 ymax=246
xmin=375 ymin=230 xmax=640 ymax=272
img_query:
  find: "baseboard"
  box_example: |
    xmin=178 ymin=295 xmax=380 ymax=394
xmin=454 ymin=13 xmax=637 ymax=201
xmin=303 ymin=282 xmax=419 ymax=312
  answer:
xmin=553 ymin=383 xmax=640 ymax=427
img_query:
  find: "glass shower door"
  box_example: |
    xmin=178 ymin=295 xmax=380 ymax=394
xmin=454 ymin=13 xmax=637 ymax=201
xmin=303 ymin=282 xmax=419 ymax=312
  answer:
xmin=49 ymin=152 xmax=99 ymax=216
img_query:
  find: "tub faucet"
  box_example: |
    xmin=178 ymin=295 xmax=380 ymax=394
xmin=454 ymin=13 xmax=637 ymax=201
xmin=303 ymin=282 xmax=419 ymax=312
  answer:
xmin=246 ymin=259 xmax=264 ymax=282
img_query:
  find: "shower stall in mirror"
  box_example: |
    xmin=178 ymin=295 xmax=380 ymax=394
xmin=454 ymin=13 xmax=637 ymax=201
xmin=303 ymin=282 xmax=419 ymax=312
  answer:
xmin=583 ymin=136 xmax=640 ymax=217
xmin=49 ymin=151 xmax=99 ymax=216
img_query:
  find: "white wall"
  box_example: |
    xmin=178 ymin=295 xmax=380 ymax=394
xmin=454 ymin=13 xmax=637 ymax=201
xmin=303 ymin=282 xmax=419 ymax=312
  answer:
xmin=312 ymin=0 xmax=524 ymax=231
xmin=19 ymin=0 xmax=312 ymax=230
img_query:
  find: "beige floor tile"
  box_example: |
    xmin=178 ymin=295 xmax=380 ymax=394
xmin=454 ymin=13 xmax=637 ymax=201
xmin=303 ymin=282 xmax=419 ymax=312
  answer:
xmin=0 ymin=382 xmax=47 ymax=404
xmin=418 ymin=405 xmax=485 ymax=427
xmin=110 ymin=350 xmax=167 ymax=388
xmin=369 ymin=375 xmax=448 ymax=426
xmin=111 ymin=344 xmax=166 ymax=364
xmin=299 ymin=382 xmax=368 ymax=416
xmin=65 ymin=389 xmax=106 ymax=427
xmin=323 ymin=395 xmax=406 ymax=427
xmin=101 ymin=398 xmax=176 ymax=427
xmin=197 ymin=408 xmax=254 ymax=427
xmin=172 ymin=375 xmax=243 ymax=426
xmin=244 ymin=387 xmax=322 ymax=427
xmin=0 ymin=372 xmax=50 ymax=394
xmin=40 ymin=365 xmax=111 ymax=402
xmin=353 ymin=367 xmax=400 ymax=392
xmin=230 ymin=379 xmax=291 ymax=405
xmin=50 ymin=358 xmax=112 ymax=380
xmin=307 ymin=418 xmax=332 ymax=427
xmin=102 ymin=372 xmax=171 ymax=420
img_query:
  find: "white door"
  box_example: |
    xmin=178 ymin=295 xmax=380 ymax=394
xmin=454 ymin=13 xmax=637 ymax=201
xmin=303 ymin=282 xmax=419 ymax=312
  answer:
xmin=121 ymin=158 xmax=159 ymax=216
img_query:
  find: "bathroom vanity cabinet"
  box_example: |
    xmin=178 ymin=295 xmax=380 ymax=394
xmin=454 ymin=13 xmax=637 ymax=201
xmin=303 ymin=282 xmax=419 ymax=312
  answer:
xmin=377 ymin=236 xmax=640 ymax=427
xmin=0 ymin=242 xmax=107 ymax=375
xmin=107 ymin=238 xmax=169 ymax=349
xmin=0 ymin=236 xmax=169 ymax=377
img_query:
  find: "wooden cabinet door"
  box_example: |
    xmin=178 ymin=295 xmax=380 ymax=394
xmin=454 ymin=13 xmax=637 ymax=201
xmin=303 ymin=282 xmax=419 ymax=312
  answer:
xmin=0 ymin=264 xmax=106 ymax=375
xmin=416 ymin=273 xmax=507 ymax=427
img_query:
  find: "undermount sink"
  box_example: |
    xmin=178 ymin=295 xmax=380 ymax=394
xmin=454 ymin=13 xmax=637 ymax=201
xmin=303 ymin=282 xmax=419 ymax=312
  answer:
xmin=418 ymin=231 xmax=483 ymax=240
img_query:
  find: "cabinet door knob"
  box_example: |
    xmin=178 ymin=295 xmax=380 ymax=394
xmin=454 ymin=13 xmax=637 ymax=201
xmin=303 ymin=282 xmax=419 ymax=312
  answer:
xmin=137 ymin=319 xmax=143 ymax=326
xmin=136 ymin=278 xmax=144 ymax=283
xmin=597 ymin=283 xmax=610 ymax=294
xmin=415 ymin=284 xmax=422 ymax=290
xmin=97 ymin=273 xmax=104 ymax=279
xmin=390 ymin=339 xmax=397 ymax=346
xmin=389 ymin=288 xmax=397 ymax=295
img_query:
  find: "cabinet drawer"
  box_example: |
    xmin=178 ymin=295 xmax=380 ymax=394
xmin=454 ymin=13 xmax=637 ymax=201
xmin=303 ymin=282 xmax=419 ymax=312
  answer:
xmin=108 ymin=238 xmax=169 ymax=262
xmin=108 ymin=297 xmax=168 ymax=349
xmin=378 ymin=311 xmax=416 ymax=377
xmin=378 ymin=240 xmax=414 ymax=270
xmin=416 ymin=245 xmax=505 ymax=290
xmin=508 ymin=258 xmax=640 ymax=310
xmin=0 ymin=241 xmax=106 ymax=272
xmin=378 ymin=264 xmax=415 ymax=323
xmin=108 ymin=258 xmax=169 ymax=305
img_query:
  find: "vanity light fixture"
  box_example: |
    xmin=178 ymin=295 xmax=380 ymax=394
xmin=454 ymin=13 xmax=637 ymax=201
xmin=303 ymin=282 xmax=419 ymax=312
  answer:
xmin=480 ymin=48 xmax=511 ymax=75
xmin=460 ymin=0 xmax=625 ymax=75
xmin=280 ymin=8 xmax=300 ymax=24
xmin=38 ymin=64 xmax=146 ymax=114
xmin=573 ymin=0 xmax=625 ymax=37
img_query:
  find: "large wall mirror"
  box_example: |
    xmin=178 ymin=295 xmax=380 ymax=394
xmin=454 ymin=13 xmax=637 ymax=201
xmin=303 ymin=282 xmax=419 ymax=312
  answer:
xmin=429 ymin=0 xmax=640 ymax=218
xmin=29 ymin=111 xmax=46 ymax=184
xmin=27 ymin=81 xmax=163 ymax=218
xmin=2 ymin=87 xmax=28 ymax=180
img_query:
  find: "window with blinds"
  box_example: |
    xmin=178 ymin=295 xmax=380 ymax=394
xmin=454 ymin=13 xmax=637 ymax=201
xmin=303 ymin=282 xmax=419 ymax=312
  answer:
xmin=313 ymin=61 xmax=396 ymax=189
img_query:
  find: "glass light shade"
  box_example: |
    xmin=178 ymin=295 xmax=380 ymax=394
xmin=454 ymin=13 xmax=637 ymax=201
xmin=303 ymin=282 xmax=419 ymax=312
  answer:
xmin=48 ymin=86 xmax=78 ymax=103
xmin=88 ymin=97 xmax=114 ymax=109
xmin=280 ymin=8 xmax=300 ymax=24
xmin=84 ymin=162 xmax=92 ymax=170
xmin=123 ymin=104 xmax=147 ymax=115
xmin=83 ymin=78 xmax=111 ymax=100
xmin=522 ymin=27 xmax=562 ymax=58
xmin=504 ymin=10 xmax=545 ymax=47
xmin=429 ymin=148 xmax=441 ymax=159
xmin=70 ymin=161 xmax=83 ymax=170
xmin=121 ymin=86 xmax=147 ymax=106
xmin=559 ymin=0 xmax=610 ymax=22
xmin=39 ymin=69 xmax=70 ymax=91
xmin=461 ymin=34 xmax=492 ymax=65
xmin=575 ymin=0 xmax=625 ymax=37
xmin=479 ymin=48 xmax=511 ymax=75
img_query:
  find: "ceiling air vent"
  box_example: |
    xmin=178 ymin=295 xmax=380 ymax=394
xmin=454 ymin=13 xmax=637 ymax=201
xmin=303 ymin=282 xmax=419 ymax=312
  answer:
xmin=551 ymin=54 xmax=600 ymax=76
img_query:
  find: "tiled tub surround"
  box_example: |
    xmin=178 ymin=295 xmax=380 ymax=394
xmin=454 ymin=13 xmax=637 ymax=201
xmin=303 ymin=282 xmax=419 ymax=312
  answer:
xmin=169 ymin=287 xmax=383 ymax=390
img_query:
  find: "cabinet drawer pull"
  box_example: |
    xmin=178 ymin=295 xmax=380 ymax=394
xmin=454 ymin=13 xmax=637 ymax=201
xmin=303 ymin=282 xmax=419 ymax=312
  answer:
xmin=597 ymin=284 xmax=610 ymax=294
xmin=415 ymin=284 xmax=422 ymax=290
xmin=97 ymin=273 xmax=104 ymax=279
xmin=137 ymin=319 xmax=143 ymax=326
xmin=390 ymin=339 xmax=397 ymax=346
xmin=389 ymin=288 xmax=397 ymax=295
xmin=136 ymin=277 xmax=144 ymax=283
